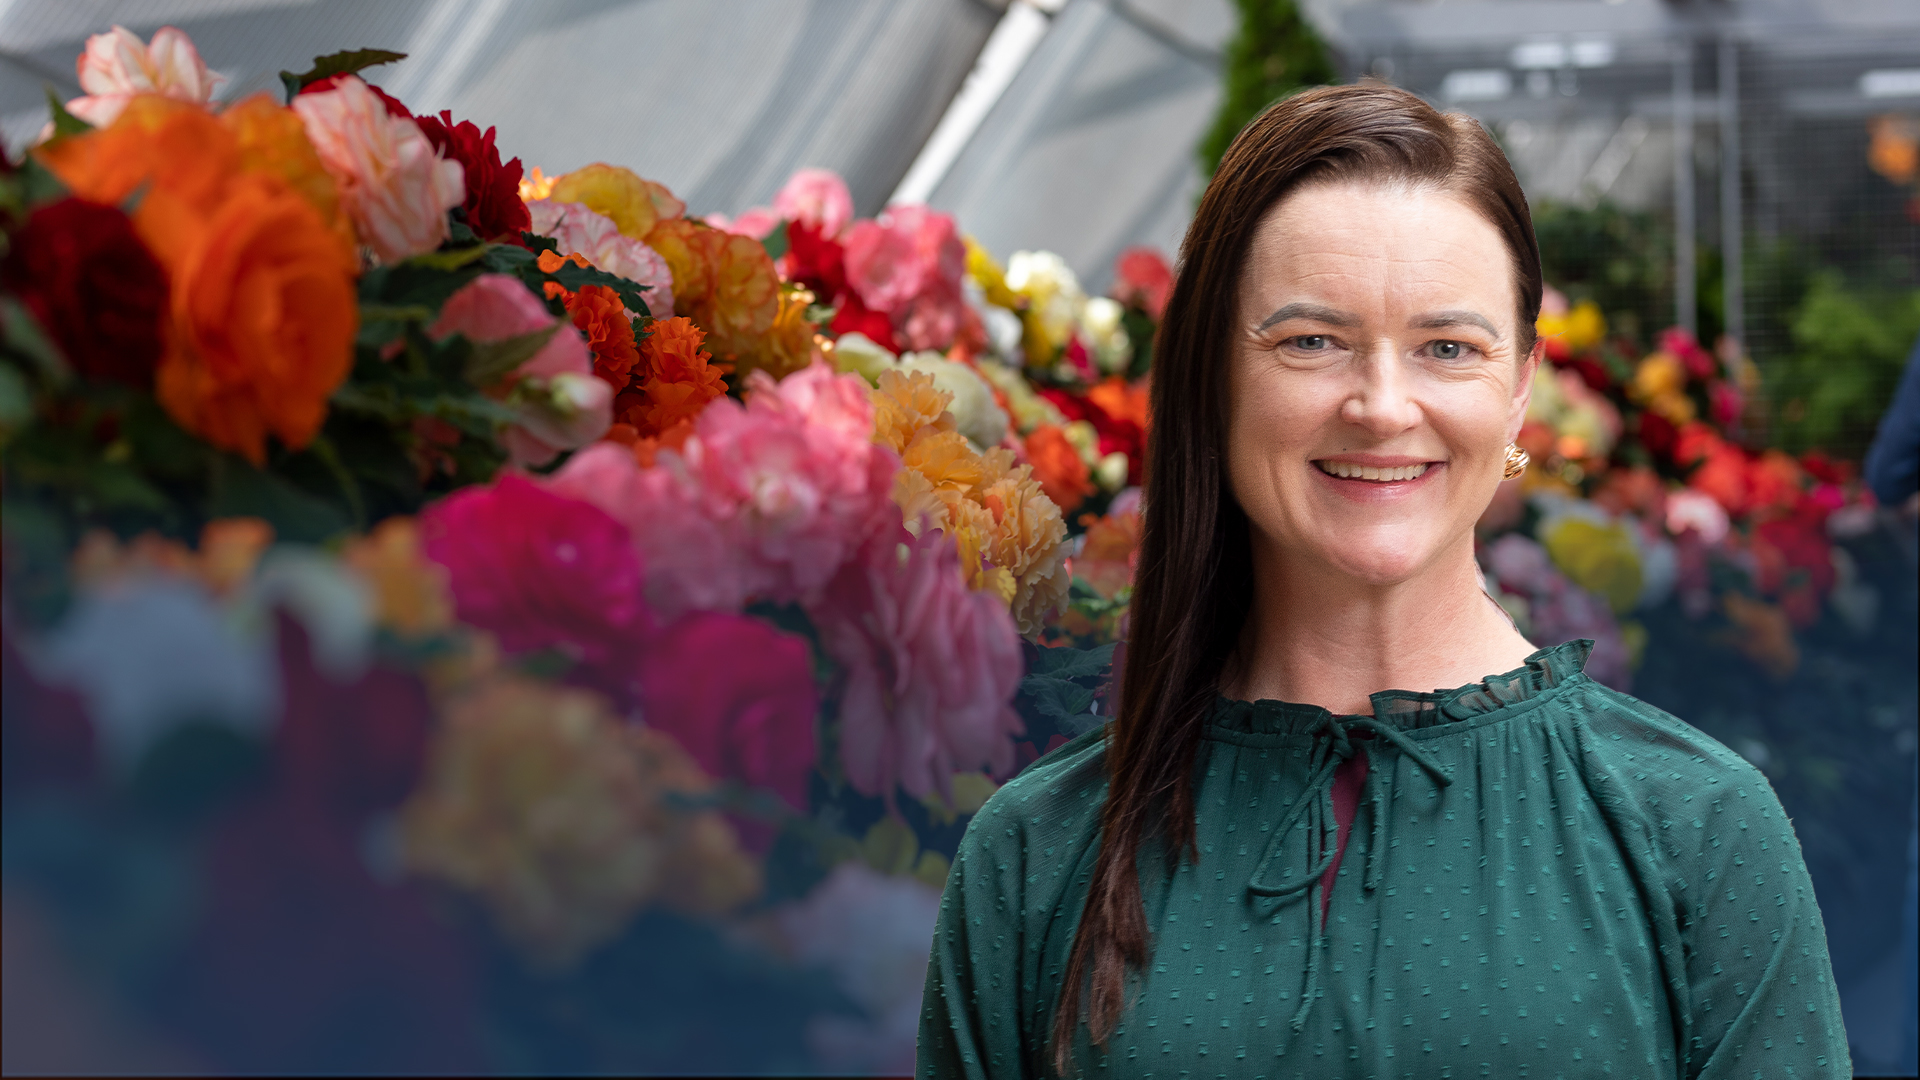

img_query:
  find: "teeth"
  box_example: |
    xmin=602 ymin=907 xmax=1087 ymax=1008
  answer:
xmin=1317 ymin=461 xmax=1429 ymax=481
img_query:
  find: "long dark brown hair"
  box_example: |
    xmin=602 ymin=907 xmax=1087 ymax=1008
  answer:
xmin=1049 ymin=82 xmax=1544 ymax=1073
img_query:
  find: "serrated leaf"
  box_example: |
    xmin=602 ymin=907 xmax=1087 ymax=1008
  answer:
xmin=43 ymin=87 xmax=91 ymax=138
xmin=279 ymin=48 xmax=408 ymax=101
xmin=544 ymin=261 xmax=653 ymax=318
xmin=1028 ymin=641 xmax=1116 ymax=681
xmin=464 ymin=324 xmax=560 ymax=385
xmin=1020 ymin=674 xmax=1096 ymax=722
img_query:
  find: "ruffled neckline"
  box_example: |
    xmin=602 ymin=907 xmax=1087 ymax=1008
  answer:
xmin=1209 ymin=639 xmax=1592 ymax=738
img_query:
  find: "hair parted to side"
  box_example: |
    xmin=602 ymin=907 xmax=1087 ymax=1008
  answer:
xmin=1047 ymin=82 xmax=1543 ymax=1075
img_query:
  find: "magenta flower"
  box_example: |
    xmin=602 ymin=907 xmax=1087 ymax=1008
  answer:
xmin=636 ymin=611 xmax=819 ymax=814
xmin=420 ymin=474 xmax=651 ymax=666
xmin=814 ymin=525 xmax=1025 ymax=802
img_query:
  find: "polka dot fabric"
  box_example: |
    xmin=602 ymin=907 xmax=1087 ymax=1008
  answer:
xmin=917 ymin=641 xmax=1847 ymax=1078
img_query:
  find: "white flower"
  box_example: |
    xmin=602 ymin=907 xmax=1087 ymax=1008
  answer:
xmin=1005 ymin=250 xmax=1084 ymax=349
xmin=830 ymin=332 xmax=899 ymax=384
xmin=898 ymin=352 xmax=1010 ymax=449
xmin=1080 ymin=296 xmax=1133 ymax=374
xmin=32 ymin=576 xmax=276 ymax=772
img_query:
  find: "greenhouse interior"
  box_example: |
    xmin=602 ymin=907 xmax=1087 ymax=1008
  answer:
xmin=0 ymin=0 xmax=1915 ymax=1075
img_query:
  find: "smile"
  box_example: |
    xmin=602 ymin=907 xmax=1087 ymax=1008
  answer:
xmin=1314 ymin=460 xmax=1431 ymax=482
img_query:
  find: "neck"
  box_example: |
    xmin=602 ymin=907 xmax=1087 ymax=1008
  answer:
xmin=1226 ymin=534 xmax=1536 ymax=715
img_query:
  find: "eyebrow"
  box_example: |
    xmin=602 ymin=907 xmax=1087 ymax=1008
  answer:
xmin=1410 ymin=310 xmax=1502 ymax=340
xmin=1256 ymin=303 xmax=1360 ymax=331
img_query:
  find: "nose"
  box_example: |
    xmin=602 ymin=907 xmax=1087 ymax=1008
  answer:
xmin=1337 ymin=343 xmax=1422 ymax=438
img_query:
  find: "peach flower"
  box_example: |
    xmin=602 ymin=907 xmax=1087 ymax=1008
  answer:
xmin=64 ymin=25 xmax=221 ymax=130
xmin=292 ymin=75 xmax=464 ymax=263
xmin=526 ymin=199 xmax=674 ymax=317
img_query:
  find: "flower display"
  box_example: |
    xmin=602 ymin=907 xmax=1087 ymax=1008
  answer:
xmin=617 ymin=315 xmax=727 ymax=441
xmin=842 ymin=204 xmax=976 ymax=353
xmin=64 ymin=24 xmax=221 ymax=128
xmin=291 ymin=75 xmax=465 ymax=262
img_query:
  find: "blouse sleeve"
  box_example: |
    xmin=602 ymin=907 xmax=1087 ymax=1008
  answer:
xmin=917 ymin=805 xmax=1034 ymax=1080
xmin=1669 ymin=763 xmax=1850 ymax=1077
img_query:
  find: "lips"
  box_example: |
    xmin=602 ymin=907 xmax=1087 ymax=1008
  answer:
xmin=1314 ymin=460 xmax=1431 ymax=482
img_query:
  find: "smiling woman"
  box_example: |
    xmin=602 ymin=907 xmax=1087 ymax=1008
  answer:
xmin=918 ymin=84 xmax=1848 ymax=1079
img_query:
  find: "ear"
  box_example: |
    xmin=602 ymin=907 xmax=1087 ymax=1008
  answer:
xmin=1506 ymin=339 xmax=1543 ymax=443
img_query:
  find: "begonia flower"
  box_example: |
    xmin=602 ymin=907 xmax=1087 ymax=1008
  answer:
xmin=526 ymin=199 xmax=674 ymax=317
xmin=773 ymin=168 xmax=854 ymax=239
xmin=63 ymin=25 xmax=221 ymax=129
xmin=292 ymin=75 xmax=464 ymax=262
xmin=412 ymin=110 xmax=531 ymax=242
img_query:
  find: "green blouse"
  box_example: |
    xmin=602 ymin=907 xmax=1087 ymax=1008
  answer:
xmin=917 ymin=641 xmax=1848 ymax=1078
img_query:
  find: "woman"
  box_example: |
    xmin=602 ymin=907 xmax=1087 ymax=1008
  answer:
xmin=917 ymin=84 xmax=1846 ymax=1078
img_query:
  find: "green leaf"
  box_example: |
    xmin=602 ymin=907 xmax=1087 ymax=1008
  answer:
xmin=464 ymin=323 xmax=560 ymax=385
xmin=762 ymin=219 xmax=791 ymax=261
xmin=0 ymin=362 xmax=30 ymax=444
xmin=1028 ymin=641 xmax=1116 ymax=681
xmin=43 ymin=87 xmax=92 ymax=138
xmin=279 ymin=48 xmax=408 ymax=102
xmin=0 ymin=297 xmax=70 ymax=386
xmin=405 ymin=245 xmax=492 ymax=272
xmin=1020 ymin=674 xmax=1096 ymax=723
xmin=542 ymin=261 xmax=654 ymax=319
xmin=208 ymin=458 xmax=350 ymax=543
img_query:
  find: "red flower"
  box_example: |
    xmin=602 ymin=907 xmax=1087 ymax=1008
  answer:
xmin=782 ymin=220 xmax=848 ymax=303
xmin=0 ymin=197 xmax=167 ymax=388
xmin=1635 ymin=411 xmax=1678 ymax=459
xmin=412 ymin=110 xmax=531 ymax=242
xmin=297 ymin=72 xmax=409 ymax=117
xmin=830 ymin=290 xmax=899 ymax=351
xmin=1657 ymin=327 xmax=1717 ymax=381
xmin=1112 ymin=246 xmax=1172 ymax=320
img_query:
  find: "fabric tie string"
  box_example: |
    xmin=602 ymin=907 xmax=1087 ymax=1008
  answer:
xmin=1244 ymin=713 xmax=1453 ymax=1032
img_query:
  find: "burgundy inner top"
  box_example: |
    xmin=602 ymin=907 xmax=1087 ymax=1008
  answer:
xmin=1320 ymin=746 xmax=1370 ymax=926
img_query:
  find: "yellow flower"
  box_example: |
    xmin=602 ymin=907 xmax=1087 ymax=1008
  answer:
xmin=341 ymin=517 xmax=453 ymax=638
xmin=872 ymin=369 xmax=956 ymax=454
xmin=1541 ymin=517 xmax=1643 ymax=615
xmin=518 ymin=165 xmax=554 ymax=202
xmin=1536 ymin=299 xmax=1606 ymax=354
xmin=548 ymin=163 xmax=685 ymax=240
xmin=964 ymin=237 xmax=1020 ymax=311
xmin=400 ymin=676 xmax=759 ymax=970
xmin=1628 ymin=353 xmax=1687 ymax=405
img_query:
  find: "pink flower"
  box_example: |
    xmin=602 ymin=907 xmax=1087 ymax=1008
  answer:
xmin=1664 ymin=489 xmax=1731 ymax=544
xmin=773 ymin=169 xmax=854 ymax=239
xmin=815 ymin=525 xmax=1024 ymax=802
xmin=527 ymin=200 xmax=675 ymax=317
xmin=548 ymin=363 xmax=900 ymax=618
xmin=429 ymin=273 xmax=611 ymax=464
xmin=420 ymin=474 xmax=652 ymax=666
xmin=292 ymin=75 xmax=464 ymax=262
xmin=703 ymin=207 xmax=780 ymax=240
xmin=1111 ymin=246 xmax=1174 ymax=320
xmin=842 ymin=204 xmax=971 ymax=351
xmin=635 ymin=611 xmax=818 ymax=813
xmin=64 ymin=25 xmax=221 ymax=128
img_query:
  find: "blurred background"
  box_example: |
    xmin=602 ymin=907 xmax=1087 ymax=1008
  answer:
xmin=2 ymin=0 xmax=1916 ymax=1074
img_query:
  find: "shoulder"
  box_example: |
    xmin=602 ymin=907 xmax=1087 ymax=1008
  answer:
xmin=958 ymin=726 xmax=1111 ymax=869
xmin=1551 ymin=677 xmax=1799 ymax=865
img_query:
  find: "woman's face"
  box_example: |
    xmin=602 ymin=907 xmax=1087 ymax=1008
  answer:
xmin=1227 ymin=181 xmax=1538 ymax=587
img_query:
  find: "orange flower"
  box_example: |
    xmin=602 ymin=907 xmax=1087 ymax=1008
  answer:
xmin=37 ymin=95 xmax=358 ymax=463
xmin=563 ymin=283 xmax=640 ymax=388
xmin=219 ymin=93 xmax=353 ymax=257
xmin=621 ymin=316 xmax=727 ymax=438
xmin=646 ymin=218 xmax=780 ymax=373
xmin=1087 ymin=375 xmax=1150 ymax=434
xmin=871 ymin=369 xmax=955 ymax=453
xmin=156 ymin=174 xmax=358 ymax=462
xmin=1023 ymin=424 xmax=1094 ymax=512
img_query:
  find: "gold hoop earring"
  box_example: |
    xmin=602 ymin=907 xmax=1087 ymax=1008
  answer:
xmin=1502 ymin=443 xmax=1530 ymax=480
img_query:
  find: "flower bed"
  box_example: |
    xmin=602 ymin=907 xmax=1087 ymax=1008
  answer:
xmin=2 ymin=25 xmax=1912 ymax=1076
